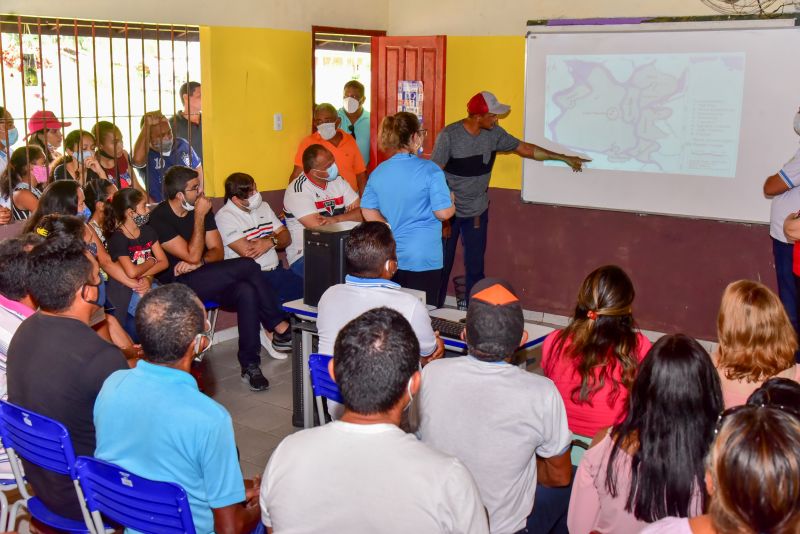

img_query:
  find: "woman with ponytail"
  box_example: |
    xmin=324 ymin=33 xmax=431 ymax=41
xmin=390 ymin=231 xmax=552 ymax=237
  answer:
xmin=361 ymin=112 xmax=455 ymax=306
xmin=84 ymin=178 xmax=118 ymax=247
xmin=542 ymin=265 xmax=651 ymax=438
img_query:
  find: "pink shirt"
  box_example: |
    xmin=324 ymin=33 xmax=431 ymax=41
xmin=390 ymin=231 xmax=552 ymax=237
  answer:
xmin=568 ymin=434 xmax=703 ymax=534
xmin=542 ymin=331 xmax=651 ymax=437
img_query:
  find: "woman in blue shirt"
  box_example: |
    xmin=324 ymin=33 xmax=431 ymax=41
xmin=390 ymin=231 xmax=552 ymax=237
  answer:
xmin=361 ymin=112 xmax=454 ymax=306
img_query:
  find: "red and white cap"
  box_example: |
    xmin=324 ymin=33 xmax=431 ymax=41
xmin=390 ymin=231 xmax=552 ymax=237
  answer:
xmin=467 ymin=91 xmax=510 ymax=115
xmin=27 ymin=110 xmax=71 ymax=135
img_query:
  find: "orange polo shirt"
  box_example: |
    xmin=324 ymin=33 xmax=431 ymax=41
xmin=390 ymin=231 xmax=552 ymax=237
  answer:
xmin=293 ymin=130 xmax=366 ymax=192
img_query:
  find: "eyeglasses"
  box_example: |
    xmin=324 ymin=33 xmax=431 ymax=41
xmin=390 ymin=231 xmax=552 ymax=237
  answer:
xmin=419 ymin=129 xmax=428 ymax=137
xmin=183 ymin=185 xmax=201 ymax=193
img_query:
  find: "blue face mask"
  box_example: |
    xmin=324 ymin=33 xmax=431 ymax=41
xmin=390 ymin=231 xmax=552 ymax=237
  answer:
xmin=1 ymin=128 xmax=18 ymax=149
xmin=82 ymin=279 xmax=106 ymax=308
xmin=79 ymin=206 xmax=92 ymax=222
xmin=73 ymin=150 xmax=94 ymax=163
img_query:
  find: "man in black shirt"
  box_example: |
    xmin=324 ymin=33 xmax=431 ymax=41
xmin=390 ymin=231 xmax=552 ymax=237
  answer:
xmin=7 ymin=229 xmax=128 ymax=521
xmin=148 ymin=166 xmax=291 ymax=391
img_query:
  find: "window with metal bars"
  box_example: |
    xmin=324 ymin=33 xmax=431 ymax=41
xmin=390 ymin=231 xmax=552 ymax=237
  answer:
xmin=0 ymin=15 xmax=201 ymax=191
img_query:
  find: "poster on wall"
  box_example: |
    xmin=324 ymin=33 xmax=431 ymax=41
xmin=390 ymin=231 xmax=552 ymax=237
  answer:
xmin=397 ymin=80 xmax=423 ymax=120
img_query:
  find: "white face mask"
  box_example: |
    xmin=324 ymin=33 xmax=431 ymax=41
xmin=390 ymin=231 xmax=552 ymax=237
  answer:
xmin=343 ymin=97 xmax=360 ymax=114
xmin=794 ymin=112 xmax=800 ymax=136
xmin=180 ymin=192 xmax=195 ymax=211
xmin=317 ymin=122 xmax=337 ymax=141
xmin=247 ymin=191 xmax=263 ymax=210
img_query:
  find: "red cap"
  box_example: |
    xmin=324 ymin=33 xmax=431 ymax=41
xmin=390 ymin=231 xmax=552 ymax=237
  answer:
xmin=467 ymin=91 xmax=510 ymax=116
xmin=27 ymin=110 xmax=71 ymax=135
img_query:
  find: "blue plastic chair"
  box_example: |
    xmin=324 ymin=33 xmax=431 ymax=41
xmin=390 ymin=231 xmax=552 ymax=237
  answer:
xmin=75 ymin=456 xmax=196 ymax=534
xmin=308 ymin=354 xmax=342 ymax=425
xmin=0 ymin=400 xmax=96 ymax=533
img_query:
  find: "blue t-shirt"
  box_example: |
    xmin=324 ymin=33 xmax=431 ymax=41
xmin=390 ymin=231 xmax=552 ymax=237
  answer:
xmin=362 ymin=153 xmax=452 ymax=271
xmin=134 ymin=137 xmax=200 ymax=202
xmin=338 ymin=108 xmax=370 ymax=166
xmin=94 ymin=361 xmax=245 ymax=534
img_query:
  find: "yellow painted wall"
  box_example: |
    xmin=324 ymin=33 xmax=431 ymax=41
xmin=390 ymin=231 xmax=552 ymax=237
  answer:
xmin=445 ymin=36 xmax=526 ymax=190
xmin=200 ymin=26 xmax=311 ymax=196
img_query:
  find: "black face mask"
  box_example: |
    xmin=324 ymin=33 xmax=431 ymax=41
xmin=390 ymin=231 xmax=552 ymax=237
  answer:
xmin=81 ymin=280 xmax=105 ymax=308
xmin=97 ymin=148 xmax=116 ymax=160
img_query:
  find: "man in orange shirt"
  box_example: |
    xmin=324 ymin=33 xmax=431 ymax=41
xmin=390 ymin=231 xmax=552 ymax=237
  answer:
xmin=289 ymin=103 xmax=367 ymax=195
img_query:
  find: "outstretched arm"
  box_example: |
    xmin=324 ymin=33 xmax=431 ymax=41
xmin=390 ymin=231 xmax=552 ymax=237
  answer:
xmin=514 ymin=142 xmax=590 ymax=172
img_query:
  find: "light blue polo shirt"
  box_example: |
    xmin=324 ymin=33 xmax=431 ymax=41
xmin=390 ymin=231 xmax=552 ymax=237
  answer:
xmin=94 ymin=361 xmax=245 ymax=534
xmin=362 ymin=153 xmax=452 ymax=271
xmin=338 ymin=108 xmax=371 ymax=166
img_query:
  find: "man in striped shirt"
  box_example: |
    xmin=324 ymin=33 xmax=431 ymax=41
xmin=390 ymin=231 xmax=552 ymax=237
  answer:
xmin=283 ymin=144 xmax=361 ymax=279
xmin=215 ymin=172 xmax=302 ymax=306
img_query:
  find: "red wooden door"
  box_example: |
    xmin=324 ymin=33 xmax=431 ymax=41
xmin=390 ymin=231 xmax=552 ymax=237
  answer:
xmin=370 ymin=35 xmax=446 ymax=170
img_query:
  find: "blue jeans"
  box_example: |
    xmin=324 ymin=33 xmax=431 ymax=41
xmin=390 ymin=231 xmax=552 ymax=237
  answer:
xmin=773 ymin=238 xmax=799 ymax=334
xmin=262 ymin=265 xmax=303 ymax=304
xmin=516 ymin=467 xmax=576 ymax=534
xmin=289 ymin=256 xmax=304 ymax=279
xmin=439 ymin=208 xmax=489 ymax=308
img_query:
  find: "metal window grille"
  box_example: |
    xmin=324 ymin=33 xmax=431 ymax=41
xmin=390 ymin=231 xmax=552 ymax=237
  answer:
xmin=0 ymin=14 xmax=200 ymax=191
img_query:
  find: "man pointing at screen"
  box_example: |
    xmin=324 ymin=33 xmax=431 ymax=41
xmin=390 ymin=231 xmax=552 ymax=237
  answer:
xmin=431 ymin=91 xmax=589 ymax=307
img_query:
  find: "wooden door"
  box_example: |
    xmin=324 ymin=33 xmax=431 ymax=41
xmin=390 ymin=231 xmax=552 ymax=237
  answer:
xmin=370 ymin=36 xmax=446 ymax=170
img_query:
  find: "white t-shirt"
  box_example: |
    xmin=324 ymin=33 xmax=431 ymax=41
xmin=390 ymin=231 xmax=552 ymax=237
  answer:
xmin=283 ymin=173 xmax=358 ymax=265
xmin=317 ymin=276 xmax=437 ymax=357
xmin=260 ymin=421 xmax=489 ymax=534
xmin=214 ymin=198 xmax=284 ymax=271
xmin=418 ymin=356 xmax=572 ymax=534
xmin=769 ymin=146 xmax=800 ymax=242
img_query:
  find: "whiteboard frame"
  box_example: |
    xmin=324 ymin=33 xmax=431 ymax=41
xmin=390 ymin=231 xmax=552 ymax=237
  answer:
xmin=520 ymin=16 xmax=799 ymax=224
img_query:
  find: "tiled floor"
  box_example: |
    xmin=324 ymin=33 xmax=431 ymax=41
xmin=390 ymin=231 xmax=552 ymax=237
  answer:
xmin=199 ymin=339 xmax=299 ymax=479
xmin=201 ymin=333 xmax=549 ymax=481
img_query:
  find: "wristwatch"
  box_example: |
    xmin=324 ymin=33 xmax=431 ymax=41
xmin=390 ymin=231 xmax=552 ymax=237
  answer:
xmin=270 ymin=236 xmax=279 ymax=247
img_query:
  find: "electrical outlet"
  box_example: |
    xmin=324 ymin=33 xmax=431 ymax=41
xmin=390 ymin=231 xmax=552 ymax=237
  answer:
xmin=273 ymin=113 xmax=283 ymax=131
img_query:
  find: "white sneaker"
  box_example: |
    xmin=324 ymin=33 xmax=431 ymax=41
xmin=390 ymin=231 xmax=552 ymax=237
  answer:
xmin=261 ymin=330 xmax=289 ymax=360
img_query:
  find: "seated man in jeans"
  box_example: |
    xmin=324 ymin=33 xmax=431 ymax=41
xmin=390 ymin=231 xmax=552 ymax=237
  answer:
xmin=148 ymin=165 xmax=291 ymax=391
xmin=95 ymin=284 xmax=261 ymax=534
xmin=417 ymin=278 xmax=573 ymax=534
xmin=215 ymin=172 xmax=302 ymax=305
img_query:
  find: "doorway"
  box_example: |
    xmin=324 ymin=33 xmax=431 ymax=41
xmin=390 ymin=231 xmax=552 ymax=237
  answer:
xmin=311 ymin=27 xmax=385 ymax=113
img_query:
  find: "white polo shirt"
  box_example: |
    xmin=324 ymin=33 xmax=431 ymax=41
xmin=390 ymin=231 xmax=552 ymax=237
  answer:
xmin=214 ymin=199 xmax=284 ymax=271
xmin=260 ymin=421 xmax=489 ymax=534
xmin=418 ymin=356 xmax=572 ymax=534
xmin=770 ymin=146 xmax=800 ymax=242
xmin=283 ymin=173 xmax=358 ymax=265
xmin=316 ymin=275 xmax=437 ymax=357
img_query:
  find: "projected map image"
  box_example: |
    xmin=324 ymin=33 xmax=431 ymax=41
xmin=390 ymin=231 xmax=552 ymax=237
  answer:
xmin=543 ymin=53 xmax=745 ymax=177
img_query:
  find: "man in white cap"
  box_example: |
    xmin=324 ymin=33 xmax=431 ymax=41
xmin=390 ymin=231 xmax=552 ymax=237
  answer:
xmin=431 ymin=91 xmax=590 ymax=307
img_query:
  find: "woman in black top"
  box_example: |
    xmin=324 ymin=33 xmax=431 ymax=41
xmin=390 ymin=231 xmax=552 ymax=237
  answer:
xmin=105 ymin=188 xmax=168 ymax=320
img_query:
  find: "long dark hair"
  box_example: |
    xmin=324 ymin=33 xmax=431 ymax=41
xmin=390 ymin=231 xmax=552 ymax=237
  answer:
xmin=545 ymin=265 xmax=640 ymax=406
xmin=23 ymin=180 xmax=81 ymax=234
xmin=105 ymin=187 xmax=145 ymax=239
xmin=84 ymin=178 xmax=115 ymax=233
xmin=28 ymin=130 xmax=57 ymax=165
xmin=1 ymin=145 xmax=45 ymax=198
xmin=605 ymin=333 xmax=723 ymax=522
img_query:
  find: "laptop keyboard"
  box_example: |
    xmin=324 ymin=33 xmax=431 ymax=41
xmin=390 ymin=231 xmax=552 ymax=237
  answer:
xmin=430 ymin=317 xmax=465 ymax=339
